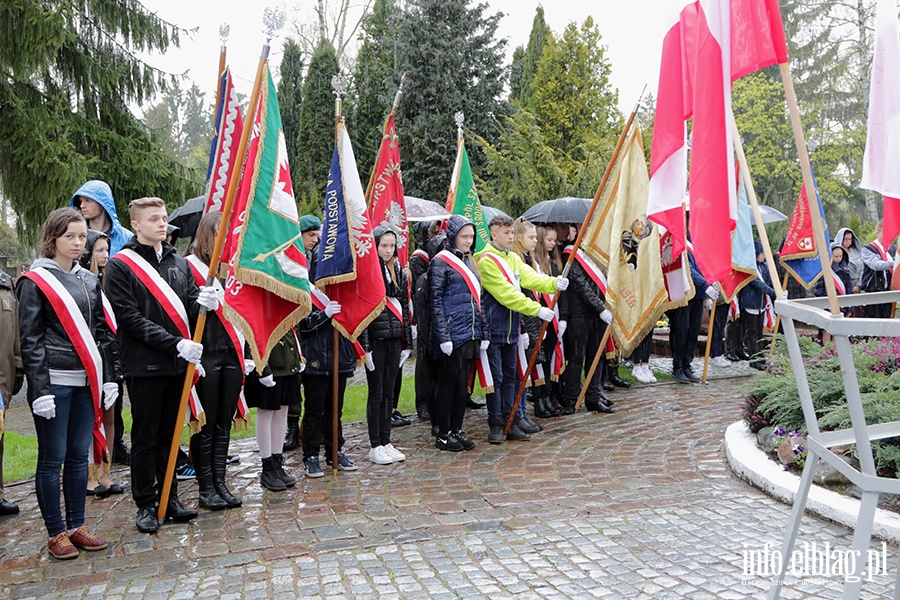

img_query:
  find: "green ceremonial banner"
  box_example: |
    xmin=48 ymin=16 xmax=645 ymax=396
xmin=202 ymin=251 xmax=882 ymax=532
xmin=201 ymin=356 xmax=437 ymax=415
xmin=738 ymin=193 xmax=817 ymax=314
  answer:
xmin=232 ymin=67 xmax=312 ymax=303
xmin=447 ymin=138 xmax=490 ymax=252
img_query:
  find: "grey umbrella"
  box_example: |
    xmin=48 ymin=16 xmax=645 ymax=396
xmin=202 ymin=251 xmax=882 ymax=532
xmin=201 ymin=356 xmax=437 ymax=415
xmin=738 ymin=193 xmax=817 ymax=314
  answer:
xmin=521 ymin=197 xmax=592 ymax=224
xmin=480 ymin=205 xmax=510 ymax=223
xmin=755 ymin=205 xmax=789 ymax=224
xmin=405 ymin=196 xmax=450 ymax=222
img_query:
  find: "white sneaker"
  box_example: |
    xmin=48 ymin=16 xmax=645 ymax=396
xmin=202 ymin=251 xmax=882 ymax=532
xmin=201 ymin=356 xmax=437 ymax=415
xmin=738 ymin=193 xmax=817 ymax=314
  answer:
xmin=711 ymin=355 xmax=731 ymax=368
xmin=642 ymin=365 xmax=657 ymax=383
xmin=383 ymin=443 xmax=406 ymax=462
xmin=632 ymin=366 xmax=649 ymax=383
xmin=368 ymin=446 xmax=393 ymax=465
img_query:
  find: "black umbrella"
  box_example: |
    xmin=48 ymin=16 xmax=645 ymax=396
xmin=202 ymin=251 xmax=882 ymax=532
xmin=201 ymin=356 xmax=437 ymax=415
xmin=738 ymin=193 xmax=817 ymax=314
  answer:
xmin=521 ymin=197 xmax=592 ymax=224
xmin=481 ymin=205 xmax=510 ymax=223
xmin=168 ymin=196 xmax=205 ymax=238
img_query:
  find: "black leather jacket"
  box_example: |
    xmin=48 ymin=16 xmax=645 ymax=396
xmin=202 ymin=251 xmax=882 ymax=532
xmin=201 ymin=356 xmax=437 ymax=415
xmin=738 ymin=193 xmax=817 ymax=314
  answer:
xmin=17 ymin=260 xmax=117 ymax=400
xmin=559 ymin=258 xmax=605 ymax=320
xmin=361 ymin=258 xmax=412 ymax=351
xmin=105 ymin=239 xmax=200 ymax=377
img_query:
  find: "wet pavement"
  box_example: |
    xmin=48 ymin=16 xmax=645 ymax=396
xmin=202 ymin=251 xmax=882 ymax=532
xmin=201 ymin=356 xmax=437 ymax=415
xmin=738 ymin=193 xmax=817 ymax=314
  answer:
xmin=0 ymin=359 xmax=894 ymax=599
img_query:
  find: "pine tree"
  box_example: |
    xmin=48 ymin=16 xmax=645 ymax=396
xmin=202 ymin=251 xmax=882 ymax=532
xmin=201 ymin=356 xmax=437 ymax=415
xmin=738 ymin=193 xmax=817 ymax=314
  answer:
xmin=0 ymin=1 xmax=201 ymax=240
xmin=297 ymin=39 xmax=341 ymax=215
xmin=278 ymin=38 xmax=305 ymax=188
xmin=351 ymin=0 xmax=404 ymax=176
xmin=527 ymin=17 xmax=622 ymax=182
xmin=396 ymin=0 xmax=507 ymax=203
xmin=513 ymin=6 xmax=552 ymax=105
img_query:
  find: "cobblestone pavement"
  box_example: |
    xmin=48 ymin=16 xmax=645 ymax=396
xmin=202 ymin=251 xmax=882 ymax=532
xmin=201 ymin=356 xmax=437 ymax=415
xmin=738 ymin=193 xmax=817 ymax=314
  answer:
xmin=0 ymin=360 xmax=894 ymax=599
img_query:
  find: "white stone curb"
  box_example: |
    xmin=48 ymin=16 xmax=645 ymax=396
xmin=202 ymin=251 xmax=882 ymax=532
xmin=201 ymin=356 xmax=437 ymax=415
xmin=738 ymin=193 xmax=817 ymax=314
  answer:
xmin=725 ymin=421 xmax=900 ymax=545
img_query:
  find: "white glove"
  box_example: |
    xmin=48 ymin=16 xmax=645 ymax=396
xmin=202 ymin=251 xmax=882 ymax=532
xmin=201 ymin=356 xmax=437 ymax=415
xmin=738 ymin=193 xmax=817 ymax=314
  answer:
xmin=519 ymin=332 xmax=530 ymax=347
xmin=558 ymin=320 xmax=568 ymax=338
xmin=704 ymin=298 xmax=713 ymax=311
xmin=537 ymin=307 xmax=555 ymax=322
xmin=365 ymin=352 xmax=375 ymax=371
xmin=600 ymin=309 xmax=613 ymax=325
xmin=260 ymin=374 xmax=276 ymax=387
xmin=706 ymin=285 xmax=720 ymax=301
xmin=197 ymin=285 xmax=220 ymax=311
xmin=299 ymin=361 xmax=306 ymax=373
xmin=176 ymin=339 xmax=204 ymax=365
xmin=243 ymin=359 xmax=256 ymax=376
xmin=399 ymin=349 xmax=411 ymax=367
xmin=411 ymin=325 xmax=418 ymax=340
xmin=556 ymin=276 xmax=570 ymax=291
xmin=32 ymin=395 xmax=56 ymax=419
xmin=440 ymin=341 xmax=453 ymax=356
xmin=480 ymin=340 xmax=490 ymax=351
xmin=102 ymin=382 xmax=119 ymax=410
xmin=195 ymin=363 xmax=206 ymax=378
xmin=324 ymin=301 xmax=342 ymax=317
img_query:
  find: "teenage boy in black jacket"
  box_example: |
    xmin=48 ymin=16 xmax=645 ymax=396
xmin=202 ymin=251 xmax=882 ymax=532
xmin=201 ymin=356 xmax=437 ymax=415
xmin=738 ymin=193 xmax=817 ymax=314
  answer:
xmin=105 ymin=197 xmax=219 ymax=534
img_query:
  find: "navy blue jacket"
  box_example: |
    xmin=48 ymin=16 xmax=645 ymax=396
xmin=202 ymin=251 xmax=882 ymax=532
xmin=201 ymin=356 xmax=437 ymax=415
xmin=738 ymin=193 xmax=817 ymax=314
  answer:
xmin=739 ymin=260 xmax=776 ymax=312
xmin=428 ymin=215 xmax=488 ymax=352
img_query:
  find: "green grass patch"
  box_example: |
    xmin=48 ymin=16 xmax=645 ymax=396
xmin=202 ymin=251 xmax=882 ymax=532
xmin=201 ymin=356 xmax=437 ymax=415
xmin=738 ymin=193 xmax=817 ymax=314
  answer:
xmin=3 ymin=431 xmax=39 ymax=482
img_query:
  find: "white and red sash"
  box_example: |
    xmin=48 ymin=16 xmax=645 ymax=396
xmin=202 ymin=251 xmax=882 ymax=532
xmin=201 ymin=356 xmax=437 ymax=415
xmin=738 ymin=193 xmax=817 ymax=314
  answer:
xmin=764 ymin=295 xmax=776 ymax=330
xmin=186 ymin=255 xmax=250 ymax=428
xmin=478 ymin=251 xmax=521 ymax=292
xmin=729 ymin=297 xmax=741 ymax=321
xmin=101 ymin=292 xmax=117 ymax=335
xmin=411 ymin=248 xmax=430 ymax=265
xmin=873 ymin=239 xmax=891 ymax=263
xmin=385 ymin=297 xmax=404 ymax=325
xmin=112 ymin=249 xmax=205 ymax=431
xmin=563 ymin=245 xmax=607 ymax=295
xmin=538 ymin=292 xmax=566 ymax=381
xmin=311 ymin=287 xmax=366 ymax=363
xmin=23 ymin=268 xmax=106 ymax=464
xmin=436 ymin=251 xmax=494 ymax=391
xmin=832 ymin=271 xmax=846 ymax=296
xmin=515 ymin=332 xmax=546 ymax=387
xmin=435 ymin=250 xmax=482 ymax=309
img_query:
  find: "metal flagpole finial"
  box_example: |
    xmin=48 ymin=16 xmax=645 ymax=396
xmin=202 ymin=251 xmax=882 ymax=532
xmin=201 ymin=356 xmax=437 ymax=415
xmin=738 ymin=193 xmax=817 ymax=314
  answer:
xmin=219 ymin=23 xmax=231 ymax=45
xmin=455 ymin=111 xmax=464 ymax=137
xmin=331 ymin=75 xmax=349 ymax=98
xmin=262 ymin=7 xmax=286 ymax=43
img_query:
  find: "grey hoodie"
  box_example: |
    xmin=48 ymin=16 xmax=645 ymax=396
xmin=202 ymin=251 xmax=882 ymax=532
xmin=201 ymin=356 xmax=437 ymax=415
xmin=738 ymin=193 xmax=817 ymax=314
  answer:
xmin=833 ymin=227 xmax=863 ymax=288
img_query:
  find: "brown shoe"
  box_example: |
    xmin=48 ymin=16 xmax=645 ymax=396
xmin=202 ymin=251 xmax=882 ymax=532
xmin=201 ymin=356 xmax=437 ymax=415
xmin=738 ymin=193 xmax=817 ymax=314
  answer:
xmin=68 ymin=526 xmax=108 ymax=551
xmin=47 ymin=532 xmax=79 ymax=560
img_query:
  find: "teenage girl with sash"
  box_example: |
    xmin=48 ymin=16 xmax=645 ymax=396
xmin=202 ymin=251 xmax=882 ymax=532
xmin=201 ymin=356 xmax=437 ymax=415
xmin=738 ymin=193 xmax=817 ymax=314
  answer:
xmin=428 ymin=215 xmax=488 ymax=451
xmin=78 ymin=230 xmax=125 ymax=497
xmin=534 ymin=225 xmax=566 ymax=416
xmin=360 ymin=225 xmax=411 ymax=465
xmin=18 ymin=208 xmax=118 ymax=559
xmin=185 ymin=213 xmax=245 ymax=509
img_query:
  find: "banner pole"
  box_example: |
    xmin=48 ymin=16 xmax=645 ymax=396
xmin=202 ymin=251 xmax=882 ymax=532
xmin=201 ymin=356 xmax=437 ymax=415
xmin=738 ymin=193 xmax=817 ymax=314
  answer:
xmin=778 ymin=63 xmax=841 ymax=316
xmin=702 ymin=301 xmax=716 ymax=384
xmin=574 ymin=328 xmax=612 ymax=412
xmin=158 ymin=40 xmax=272 ymax=520
xmin=502 ymin=88 xmax=645 ymax=436
xmin=769 ymin=274 xmax=789 ymax=358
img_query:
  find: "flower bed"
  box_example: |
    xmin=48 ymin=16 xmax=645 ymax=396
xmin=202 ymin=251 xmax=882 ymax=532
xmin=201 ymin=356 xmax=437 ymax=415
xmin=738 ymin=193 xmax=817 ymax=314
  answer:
xmin=743 ymin=336 xmax=900 ymax=478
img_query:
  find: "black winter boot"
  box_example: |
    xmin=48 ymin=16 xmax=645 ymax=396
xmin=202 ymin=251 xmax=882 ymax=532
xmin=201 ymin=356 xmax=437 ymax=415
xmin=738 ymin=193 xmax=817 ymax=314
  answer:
xmin=283 ymin=417 xmax=300 ymax=451
xmin=260 ymin=457 xmax=288 ymax=491
xmin=272 ymin=453 xmax=296 ymax=488
xmin=192 ymin=431 xmax=227 ymax=511
xmin=212 ymin=425 xmax=242 ymax=507
xmin=487 ymin=416 xmax=505 ymax=444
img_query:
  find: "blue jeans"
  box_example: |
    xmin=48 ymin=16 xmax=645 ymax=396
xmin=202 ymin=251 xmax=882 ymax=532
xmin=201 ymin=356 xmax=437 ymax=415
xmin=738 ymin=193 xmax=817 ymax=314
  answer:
xmin=485 ymin=342 xmax=521 ymax=421
xmin=32 ymin=384 xmax=93 ymax=536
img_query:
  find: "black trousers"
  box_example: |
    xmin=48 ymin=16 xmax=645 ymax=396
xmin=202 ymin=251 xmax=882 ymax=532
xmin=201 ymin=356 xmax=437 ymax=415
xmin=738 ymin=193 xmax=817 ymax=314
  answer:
xmin=668 ymin=298 xmax=703 ymax=372
xmin=113 ymin=382 xmax=125 ymax=450
xmin=415 ymin=339 xmax=437 ymax=420
xmin=741 ymin=311 xmax=766 ymax=359
xmin=127 ymin=374 xmax=183 ymax=508
xmin=190 ymin=349 xmax=242 ymax=475
xmin=563 ymin=316 xmax=605 ymax=405
xmin=365 ymin=337 xmax=401 ymax=447
xmin=632 ymin=332 xmax=652 ymax=364
xmin=710 ymin=302 xmax=729 ymax=358
xmin=864 ymin=303 xmax=893 ymax=319
xmin=433 ymin=341 xmax=476 ymax=435
xmin=301 ymin=372 xmax=348 ymax=460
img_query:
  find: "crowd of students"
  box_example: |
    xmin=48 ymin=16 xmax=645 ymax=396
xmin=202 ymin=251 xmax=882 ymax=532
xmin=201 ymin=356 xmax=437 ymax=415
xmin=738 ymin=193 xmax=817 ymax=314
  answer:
xmin=2 ymin=179 xmax=897 ymax=561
